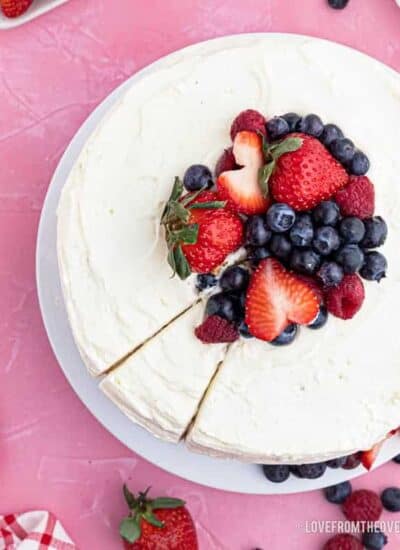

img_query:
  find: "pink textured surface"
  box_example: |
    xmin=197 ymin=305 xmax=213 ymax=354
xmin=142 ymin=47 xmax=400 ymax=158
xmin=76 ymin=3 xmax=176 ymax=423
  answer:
xmin=1 ymin=0 xmax=400 ymax=548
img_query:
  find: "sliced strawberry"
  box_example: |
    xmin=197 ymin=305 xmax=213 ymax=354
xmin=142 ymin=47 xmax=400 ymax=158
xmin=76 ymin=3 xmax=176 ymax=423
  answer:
xmin=217 ymin=131 xmax=270 ymax=215
xmin=1 ymin=0 xmax=33 ymax=17
xmin=245 ymin=258 xmax=320 ymax=341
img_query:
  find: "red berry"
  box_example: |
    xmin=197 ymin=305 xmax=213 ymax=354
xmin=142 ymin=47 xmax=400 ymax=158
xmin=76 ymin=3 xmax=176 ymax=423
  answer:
xmin=323 ymin=534 xmax=363 ymax=550
xmin=295 ymin=274 xmax=324 ymax=305
xmin=195 ymin=315 xmax=239 ymax=343
xmin=0 ymin=0 xmax=33 ymax=17
xmin=215 ymin=147 xmax=238 ymax=177
xmin=334 ymin=176 xmax=375 ymax=219
xmin=230 ymin=109 xmax=267 ymax=141
xmin=342 ymin=453 xmax=361 ymax=470
xmin=325 ymin=274 xmax=365 ymax=320
xmin=343 ymin=490 xmax=383 ymax=523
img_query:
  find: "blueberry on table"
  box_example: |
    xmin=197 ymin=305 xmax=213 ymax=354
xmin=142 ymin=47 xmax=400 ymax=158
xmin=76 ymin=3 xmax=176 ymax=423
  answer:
xmin=362 ymin=528 xmax=388 ymax=550
xmin=335 ymin=244 xmax=364 ymax=274
xmin=339 ymin=217 xmax=366 ymax=244
xmin=312 ymin=200 xmax=340 ymax=226
xmin=183 ymin=164 xmax=213 ymax=191
xmin=326 ymin=456 xmax=347 ymax=469
xmin=296 ymin=114 xmax=324 ymax=137
xmin=320 ymin=124 xmax=344 ymax=147
xmin=266 ymin=203 xmax=296 ymax=233
xmin=290 ymin=214 xmax=314 ymax=247
xmin=317 ymin=261 xmax=344 ymax=287
xmin=361 ymin=216 xmax=388 ymax=249
xmin=196 ymin=273 xmax=217 ymax=291
xmin=269 ymin=234 xmax=292 ymax=261
xmin=350 ymin=151 xmax=370 ymax=176
xmin=381 ymin=487 xmax=400 ymax=512
xmin=324 ymin=481 xmax=352 ymax=504
xmin=290 ymin=248 xmax=321 ymax=275
xmin=270 ymin=324 xmax=298 ymax=346
xmin=245 ymin=215 xmax=271 ymax=246
xmin=220 ymin=266 xmax=249 ymax=292
xmin=328 ymin=0 xmax=350 ymax=9
xmin=308 ymin=306 xmax=328 ymax=330
xmin=205 ymin=293 xmax=239 ymax=322
xmin=393 ymin=454 xmax=400 ymax=464
xmin=360 ymin=251 xmax=387 ymax=282
xmin=282 ymin=112 xmax=301 ymax=132
xmin=262 ymin=464 xmax=290 ymax=483
xmin=313 ymin=226 xmax=340 ymax=255
xmin=329 ymin=138 xmax=355 ymax=165
xmin=266 ymin=116 xmax=290 ymax=140
xmin=291 ymin=462 xmax=327 ymax=479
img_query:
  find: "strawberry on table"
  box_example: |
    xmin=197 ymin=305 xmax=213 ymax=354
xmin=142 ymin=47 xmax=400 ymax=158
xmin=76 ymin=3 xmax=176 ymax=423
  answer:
xmin=120 ymin=485 xmax=198 ymax=550
xmin=0 ymin=0 xmax=33 ymax=17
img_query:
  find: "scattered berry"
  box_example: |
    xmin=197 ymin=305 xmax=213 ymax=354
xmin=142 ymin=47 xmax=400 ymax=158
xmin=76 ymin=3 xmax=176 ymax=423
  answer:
xmin=289 ymin=214 xmax=314 ymax=247
xmin=326 ymin=456 xmax=347 ymax=469
xmin=334 ymin=175 xmax=375 ymax=219
xmin=318 ymin=261 xmax=344 ymax=288
xmin=360 ymin=251 xmax=387 ymax=282
xmin=313 ymin=200 xmax=341 ymax=226
xmin=205 ymin=293 xmax=239 ymax=323
xmin=220 ymin=266 xmax=249 ymax=292
xmin=320 ymin=124 xmax=344 ymax=147
xmin=290 ymin=248 xmax=321 ymax=275
xmin=335 ymin=244 xmax=364 ymax=274
xmin=330 ymin=137 xmax=355 ymax=165
xmin=0 ymin=0 xmax=33 ymax=18
xmin=215 ymin=147 xmax=238 ymax=177
xmin=230 ymin=109 xmax=267 ymax=140
xmin=196 ymin=273 xmax=217 ymax=292
xmin=343 ymin=489 xmax=383 ymax=522
xmin=323 ymin=534 xmax=362 ymax=550
xmin=282 ymin=112 xmax=301 ymax=131
xmin=362 ymin=528 xmax=388 ymax=550
xmin=195 ymin=315 xmax=239 ymax=343
xmin=245 ymin=216 xmax=271 ymax=246
xmin=269 ymin=234 xmax=292 ymax=261
xmin=324 ymin=481 xmax=352 ymax=504
xmin=266 ymin=203 xmax=296 ymax=233
xmin=361 ymin=216 xmax=388 ymax=249
xmin=308 ymin=306 xmax=328 ymax=330
xmin=381 ymin=487 xmax=400 ymax=512
xmin=183 ymin=164 xmax=213 ymax=191
xmin=325 ymin=274 xmax=365 ymax=319
xmin=339 ymin=217 xmax=366 ymax=244
xmin=262 ymin=464 xmax=290 ymax=483
xmin=350 ymin=151 xmax=370 ymax=176
xmin=266 ymin=117 xmax=290 ymax=140
xmin=292 ymin=462 xmax=327 ymax=479
xmin=270 ymin=323 xmax=298 ymax=346
xmin=297 ymin=114 xmax=324 ymax=137
xmin=313 ymin=226 xmax=340 ymax=255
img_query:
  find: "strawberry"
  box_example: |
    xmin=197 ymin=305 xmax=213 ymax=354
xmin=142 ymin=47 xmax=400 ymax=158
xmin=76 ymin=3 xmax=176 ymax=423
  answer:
xmin=161 ymin=180 xmax=243 ymax=278
xmin=360 ymin=429 xmax=399 ymax=470
xmin=217 ymin=131 xmax=270 ymax=215
xmin=215 ymin=147 xmax=238 ymax=177
xmin=245 ymin=258 xmax=320 ymax=341
xmin=269 ymin=133 xmax=348 ymax=211
xmin=120 ymin=486 xmax=198 ymax=550
xmin=0 ymin=0 xmax=33 ymax=17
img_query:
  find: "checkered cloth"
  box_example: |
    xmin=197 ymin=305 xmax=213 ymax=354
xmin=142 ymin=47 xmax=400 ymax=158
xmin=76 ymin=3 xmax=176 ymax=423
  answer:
xmin=0 ymin=511 xmax=76 ymax=550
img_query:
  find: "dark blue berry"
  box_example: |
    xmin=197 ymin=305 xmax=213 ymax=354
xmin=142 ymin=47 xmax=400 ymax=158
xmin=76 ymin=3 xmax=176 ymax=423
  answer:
xmin=282 ymin=112 xmax=301 ymax=132
xmin=360 ymin=251 xmax=387 ymax=282
xmin=313 ymin=226 xmax=340 ymax=255
xmin=269 ymin=234 xmax=292 ymax=261
xmin=245 ymin=216 xmax=271 ymax=246
xmin=393 ymin=454 xmax=400 ymax=464
xmin=339 ymin=217 xmax=366 ymax=244
xmin=220 ymin=266 xmax=249 ymax=292
xmin=320 ymin=124 xmax=344 ymax=147
xmin=196 ymin=273 xmax=217 ymax=292
xmin=361 ymin=216 xmax=388 ymax=249
xmin=324 ymin=481 xmax=352 ymax=504
xmin=342 ymin=453 xmax=361 ymax=470
xmin=270 ymin=324 xmax=298 ymax=346
xmin=266 ymin=117 xmax=290 ymax=140
xmin=326 ymin=456 xmax=347 ymax=469
xmin=362 ymin=529 xmax=388 ymax=550
xmin=292 ymin=462 xmax=327 ymax=479
xmin=239 ymin=320 xmax=253 ymax=338
xmin=330 ymin=138 xmax=355 ymax=165
xmin=297 ymin=114 xmax=324 ymax=137
xmin=247 ymin=246 xmax=272 ymax=263
xmin=262 ymin=464 xmax=290 ymax=483
xmin=308 ymin=306 xmax=328 ymax=330
xmin=381 ymin=487 xmax=400 ymax=512
xmin=290 ymin=248 xmax=321 ymax=275
xmin=183 ymin=164 xmax=213 ymax=191
xmin=205 ymin=293 xmax=239 ymax=322
xmin=350 ymin=151 xmax=370 ymax=175
xmin=289 ymin=214 xmax=314 ymax=247
xmin=317 ymin=261 xmax=344 ymax=287
xmin=328 ymin=0 xmax=349 ymax=8
xmin=266 ymin=203 xmax=296 ymax=233
xmin=312 ymin=201 xmax=340 ymax=226
xmin=335 ymin=244 xmax=364 ymax=274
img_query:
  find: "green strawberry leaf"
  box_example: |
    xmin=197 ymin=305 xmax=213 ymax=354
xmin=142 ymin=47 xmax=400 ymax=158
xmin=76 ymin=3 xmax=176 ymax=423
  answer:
xmin=169 ymin=177 xmax=184 ymax=202
xmin=173 ymin=246 xmax=191 ymax=280
xmin=258 ymin=161 xmax=275 ymax=196
xmin=270 ymin=137 xmax=302 ymax=160
xmin=120 ymin=517 xmax=141 ymax=543
xmin=180 ymin=187 xmax=207 ymax=207
xmin=189 ymin=200 xmax=226 ymax=210
xmin=143 ymin=511 xmax=165 ymax=528
xmin=123 ymin=484 xmax=136 ymax=510
xmin=171 ymin=224 xmax=199 ymax=245
xmin=152 ymin=497 xmax=186 ymax=509
xmin=167 ymin=247 xmax=177 ymax=277
xmin=163 ymin=201 xmax=190 ymax=224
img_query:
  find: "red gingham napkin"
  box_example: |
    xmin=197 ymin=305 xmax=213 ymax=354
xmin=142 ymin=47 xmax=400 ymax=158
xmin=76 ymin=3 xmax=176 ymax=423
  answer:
xmin=0 ymin=511 xmax=76 ymax=550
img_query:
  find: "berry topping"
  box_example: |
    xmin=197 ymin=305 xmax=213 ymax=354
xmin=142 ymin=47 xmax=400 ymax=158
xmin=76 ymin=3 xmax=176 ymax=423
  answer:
xmin=318 ymin=261 xmax=344 ymax=288
xmin=215 ymin=147 xmax=238 ymax=177
xmin=238 ymin=320 xmax=253 ymax=338
xmin=330 ymin=137 xmax=355 ymax=165
xmin=343 ymin=489 xmax=383 ymax=522
xmin=350 ymin=151 xmax=370 ymax=176
xmin=269 ymin=234 xmax=292 ymax=261
xmin=289 ymin=214 xmax=314 ymax=248
xmin=205 ymin=292 xmax=240 ymax=323
xmin=290 ymin=248 xmax=321 ymax=275
xmin=339 ymin=217 xmax=366 ymax=244
xmin=266 ymin=117 xmax=290 ymax=140
xmin=270 ymin=323 xmax=298 ymax=346
xmin=308 ymin=306 xmax=328 ymax=330
xmin=270 ymin=133 xmax=348 ymax=211
xmin=1 ymin=0 xmax=33 ymax=18
xmin=361 ymin=216 xmax=388 ymax=249
xmin=220 ymin=266 xmax=249 ymax=292
xmin=323 ymin=534 xmax=362 ymax=550
xmin=217 ymin=131 xmax=270 ymax=215
xmin=324 ymin=481 xmax=352 ymax=504
xmin=313 ymin=226 xmax=340 ymax=255
xmin=360 ymin=441 xmax=384 ymax=471
xmin=282 ymin=112 xmax=301 ymax=131
xmin=360 ymin=251 xmax=387 ymax=282
xmin=313 ymin=200 xmax=341 ymax=226
xmin=342 ymin=453 xmax=362 ymax=470
xmin=335 ymin=244 xmax=364 ymax=274
xmin=381 ymin=487 xmax=400 ymax=512
xmin=183 ymin=164 xmax=213 ymax=191
xmin=320 ymin=124 xmax=344 ymax=147
xmin=266 ymin=203 xmax=296 ymax=233
xmin=245 ymin=215 xmax=271 ymax=246
xmin=262 ymin=464 xmax=290 ymax=483
xmin=245 ymin=258 xmax=320 ymax=341
xmin=295 ymin=274 xmax=324 ymax=304
xmin=326 ymin=456 xmax=347 ymax=468
xmin=297 ymin=114 xmax=324 ymax=137
xmin=247 ymin=246 xmax=272 ymax=263
xmin=195 ymin=273 xmax=217 ymax=292
xmin=291 ymin=462 xmax=327 ymax=479
xmin=195 ymin=315 xmax=239 ymax=343
xmin=325 ymin=274 xmax=365 ymax=319
xmin=362 ymin=528 xmax=388 ymax=550
xmin=230 ymin=109 xmax=267 ymax=140
xmin=334 ymin=175 xmax=375 ymax=219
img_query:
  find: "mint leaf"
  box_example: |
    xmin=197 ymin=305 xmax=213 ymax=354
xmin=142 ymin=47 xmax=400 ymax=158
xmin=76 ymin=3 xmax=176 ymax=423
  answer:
xmin=123 ymin=484 xmax=136 ymax=509
xmin=143 ymin=511 xmax=164 ymax=528
xmin=258 ymin=161 xmax=275 ymax=196
xmin=189 ymin=201 xmax=226 ymax=210
xmin=171 ymin=224 xmax=198 ymax=245
xmin=152 ymin=497 xmax=186 ymax=509
xmin=173 ymin=246 xmax=191 ymax=280
xmin=270 ymin=137 xmax=302 ymax=160
xmin=120 ymin=517 xmax=141 ymax=543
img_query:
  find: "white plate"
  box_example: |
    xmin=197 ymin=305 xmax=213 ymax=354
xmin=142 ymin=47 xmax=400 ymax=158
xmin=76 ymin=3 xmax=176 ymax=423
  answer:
xmin=0 ymin=0 xmax=68 ymax=30
xmin=36 ymin=33 xmax=400 ymax=495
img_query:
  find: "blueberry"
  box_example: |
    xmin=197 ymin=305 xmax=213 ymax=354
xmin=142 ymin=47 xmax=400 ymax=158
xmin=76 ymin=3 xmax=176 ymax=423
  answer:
xmin=361 ymin=216 xmax=388 ymax=249
xmin=196 ymin=273 xmax=217 ymax=292
xmin=320 ymin=124 xmax=344 ymax=147
xmin=308 ymin=306 xmax=328 ymax=330
xmin=339 ymin=217 xmax=366 ymax=244
xmin=381 ymin=487 xmax=400 ymax=512
xmin=205 ymin=293 xmax=239 ymax=322
xmin=290 ymin=248 xmax=321 ymax=275
xmin=360 ymin=251 xmax=387 ymax=282
xmin=183 ymin=164 xmax=213 ymax=191
xmin=335 ymin=244 xmax=364 ymax=274
xmin=362 ymin=528 xmax=388 ymax=550
xmin=245 ymin=216 xmax=271 ymax=246
xmin=350 ymin=151 xmax=370 ymax=175
xmin=262 ymin=464 xmax=290 ymax=483
xmin=266 ymin=203 xmax=296 ymax=233
xmin=393 ymin=454 xmax=400 ymax=464
xmin=247 ymin=246 xmax=272 ymax=264
xmin=289 ymin=214 xmax=314 ymax=247
xmin=238 ymin=320 xmax=253 ymax=338
xmin=313 ymin=226 xmax=340 ymax=255
xmin=312 ymin=201 xmax=340 ymax=226
xmin=292 ymin=462 xmax=327 ymax=479
xmin=326 ymin=456 xmax=347 ymax=469
xmin=220 ymin=266 xmax=249 ymax=292
xmin=330 ymin=138 xmax=355 ymax=165
xmin=266 ymin=117 xmax=290 ymax=140
xmin=269 ymin=234 xmax=292 ymax=260
xmin=282 ymin=112 xmax=301 ymax=132
xmin=270 ymin=324 xmax=298 ymax=346
xmin=328 ymin=0 xmax=349 ymax=8
xmin=317 ymin=261 xmax=344 ymax=287
xmin=297 ymin=114 xmax=324 ymax=137
xmin=324 ymin=481 xmax=352 ymax=504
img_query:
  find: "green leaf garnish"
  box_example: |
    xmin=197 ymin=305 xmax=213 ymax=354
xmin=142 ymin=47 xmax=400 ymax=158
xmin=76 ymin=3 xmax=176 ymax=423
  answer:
xmin=170 ymin=224 xmax=199 ymax=245
xmin=123 ymin=484 xmax=136 ymax=509
xmin=189 ymin=200 xmax=227 ymax=210
xmin=257 ymin=136 xmax=303 ymax=196
xmin=258 ymin=162 xmax=275 ymax=197
xmin=173 ymin=245 xmax=191 ymax=280
xmin=169 ymin=176 xmax=184 ymax=202
xmin=120 ymin=517 xmax=141 ymax=543
xmin=143 ymin=511 xmax=164 ymax=528
xmin=269 ymin=137 xmax=302 ymax=159
xmin=152 ymin=497 xmax=186 ymax=509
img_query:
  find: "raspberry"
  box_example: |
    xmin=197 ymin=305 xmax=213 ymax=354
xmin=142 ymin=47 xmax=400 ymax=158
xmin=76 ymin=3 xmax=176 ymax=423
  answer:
xmin=215 ymin=147 xmax=238 ymax=177
xmin=323 ymin=534 xmax=363 ymax=550
xmin=325 ymin=274 xmax=365 ymax=320
xmin=334 ymin=176 xmax=375 ymax=219
xmin=343 ymin=490 xmax=383 ymax=523
xmin=195 ymin=315 xmax=239 ymax=343
xmin=230 ymin=109 xmax=267 ymax=141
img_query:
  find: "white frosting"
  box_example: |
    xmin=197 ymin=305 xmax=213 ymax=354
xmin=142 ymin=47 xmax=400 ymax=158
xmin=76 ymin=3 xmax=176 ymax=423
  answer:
xmin=59 ymin=34 xmax=400 ymax=462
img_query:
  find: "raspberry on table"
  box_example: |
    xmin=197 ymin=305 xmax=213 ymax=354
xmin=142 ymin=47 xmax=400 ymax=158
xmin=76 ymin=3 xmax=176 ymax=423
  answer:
xmin=343 ymin=489 xmax=383 ymax=523
xmin=194 ymin=315 xmax=239 ymax=343
xmin=323 ymin=534 xmax=362 ymax=550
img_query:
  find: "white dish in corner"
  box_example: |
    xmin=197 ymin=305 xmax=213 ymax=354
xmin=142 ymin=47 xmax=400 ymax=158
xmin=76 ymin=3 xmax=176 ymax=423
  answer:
xmin=0 ymin=0 xmax=68 ymax=30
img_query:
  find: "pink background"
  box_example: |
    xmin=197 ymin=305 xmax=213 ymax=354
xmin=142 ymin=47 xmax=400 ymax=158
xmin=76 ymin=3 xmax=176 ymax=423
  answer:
xmin=1 ymin=0 xmax=400 ymax=548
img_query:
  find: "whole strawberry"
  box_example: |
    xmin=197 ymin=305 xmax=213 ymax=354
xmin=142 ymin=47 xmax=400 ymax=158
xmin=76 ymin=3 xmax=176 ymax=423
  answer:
xmin=120 ymin=485 xmax=198 ymax=550
xmin=1 ymin=0 xmax=33 ymax=17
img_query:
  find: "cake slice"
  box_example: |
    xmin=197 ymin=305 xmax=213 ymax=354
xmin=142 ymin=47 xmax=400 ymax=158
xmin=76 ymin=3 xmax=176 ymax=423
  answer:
xmin=100 ymin=303 xmax=227 ymax=443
